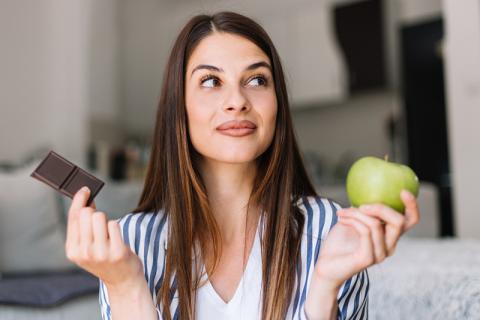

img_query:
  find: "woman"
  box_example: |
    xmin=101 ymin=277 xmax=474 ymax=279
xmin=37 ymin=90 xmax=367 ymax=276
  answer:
xmin=65 ymin=11 xmax=420 ymax=320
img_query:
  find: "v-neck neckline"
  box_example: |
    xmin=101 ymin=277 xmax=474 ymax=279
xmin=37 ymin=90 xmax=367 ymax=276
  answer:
xmin=200 ymin=218 xmax=262 ymax=309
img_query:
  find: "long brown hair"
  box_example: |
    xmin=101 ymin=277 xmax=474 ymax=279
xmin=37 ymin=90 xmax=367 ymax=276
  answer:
xmin=132 ymin=11 xmax=318 ymax=319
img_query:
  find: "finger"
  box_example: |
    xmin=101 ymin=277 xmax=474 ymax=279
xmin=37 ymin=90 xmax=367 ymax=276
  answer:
xmin=401 ymin=190 xmax=420 ymax=232
xmin=108 ymin=220 xmax=124 ymax=251
xmin=66 ymin=187 xmax=91 ymax=246
xmin=91 ymin=212 xmax=108 ymax=262
xmin=338 ymin=209 xmax=387 ymax=263
xmin=92 ymin=211 xmax=108 ymax=243
xmin=340 ymin=208 xmax=387 ymax=261
xmin=79 ymin=207 xmax=94 ymax=245
xmin=69 ymin=187 xmax=91 ymax=215
xmin=357 ymin=204 xmax=404 ymax=256
xmin=357 ymin=204 xmax=404 ymax=227
xmin=66 ymin=212 xmax=80 ymax=247
xmin=338 ymin=216 xmax=375 ymax=268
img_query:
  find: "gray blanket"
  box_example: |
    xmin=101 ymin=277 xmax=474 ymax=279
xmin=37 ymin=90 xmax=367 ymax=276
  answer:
xmin=368 ymin=237 xmax=480 ymax=320
xmin=0 ymin=269 xmax=98 ymax=307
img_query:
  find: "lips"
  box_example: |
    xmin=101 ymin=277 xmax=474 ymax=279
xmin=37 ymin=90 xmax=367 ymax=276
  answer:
xmin=216 ymin=120 xmax=257 ymax=137
xmin=216 ymin=120 xmax=257 ymax=130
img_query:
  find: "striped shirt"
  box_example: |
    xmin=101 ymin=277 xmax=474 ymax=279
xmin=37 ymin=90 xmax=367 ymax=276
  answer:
xmin=99 ymin=195 xmax=369 ymax=319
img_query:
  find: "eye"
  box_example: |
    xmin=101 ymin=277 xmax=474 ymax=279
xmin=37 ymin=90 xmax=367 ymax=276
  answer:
xmin=200 ymin=75 xmax=221 ymax=88
xmin=247 ymin=75 xmax=268 ymax=87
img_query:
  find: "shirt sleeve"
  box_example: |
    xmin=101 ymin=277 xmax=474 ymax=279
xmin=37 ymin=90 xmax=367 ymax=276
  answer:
xmin=336 ymin=268 xmax=369 ymax=319
xmin=98 ymin=279 xmax=111 ymax=320
xmin=97 ymin=212 xmax=169 ymax=319
xmin=330 ymin=199 xmax=370 ymax=319
xmin=296 ymin=197 xmax=369 ymax=320
xmin=299 ymin=267 xmax=369 ymax=320
xmin=99 ymin=279 xmax=164 ymax=320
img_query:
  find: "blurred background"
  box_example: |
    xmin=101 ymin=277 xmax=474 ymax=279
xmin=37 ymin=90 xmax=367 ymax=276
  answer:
xmin=1 ymin=0 xmax=479 ymax=319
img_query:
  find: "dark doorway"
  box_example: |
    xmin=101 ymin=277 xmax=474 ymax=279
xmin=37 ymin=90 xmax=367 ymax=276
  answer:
xmin=400 ymin=18 xmax=454 ymax=237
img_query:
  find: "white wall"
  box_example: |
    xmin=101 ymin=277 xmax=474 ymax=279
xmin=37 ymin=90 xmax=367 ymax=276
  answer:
xmin=86 ymin=0 xmax=124 ymax=148
xmin=120 ymin=0 xmax=171 ymax=137
xmin=1 ymin=0 xmax=53 ymax=163
xmin=292 ymin=90 xmax=401 ymax=172
xmin=88 ymin=0 xmax=121 ymax=127
xmin=442 ymin=0 xmax=480 ymax=239
xmin=0 ymin=0 xmax=89 ymax=166
xmin=0 ymin=0 xmax=121 ymax=167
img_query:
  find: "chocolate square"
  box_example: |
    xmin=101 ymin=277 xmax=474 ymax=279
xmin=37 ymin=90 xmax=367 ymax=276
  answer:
xmin=30 ymin=150 xmax=104 ymax=206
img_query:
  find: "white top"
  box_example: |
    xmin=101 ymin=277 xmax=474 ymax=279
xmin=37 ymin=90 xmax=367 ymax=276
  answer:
xmin=195 ymin=218 xmax=262 ymax=319
xmin=99 ymin=196 xmax=369 ymax=319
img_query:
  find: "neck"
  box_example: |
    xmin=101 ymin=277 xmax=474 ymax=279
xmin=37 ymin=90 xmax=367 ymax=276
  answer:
xmin=198 ymin=157 xmax=260 ymax=245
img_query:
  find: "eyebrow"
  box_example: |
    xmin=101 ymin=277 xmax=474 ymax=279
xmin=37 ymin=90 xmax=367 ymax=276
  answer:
xmin=190 ymin=61 xmax=272 ymax=78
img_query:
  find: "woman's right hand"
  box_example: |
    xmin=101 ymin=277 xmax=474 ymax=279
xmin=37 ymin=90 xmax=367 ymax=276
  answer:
xmin=65 ymin=186 xmax=143 ymax=291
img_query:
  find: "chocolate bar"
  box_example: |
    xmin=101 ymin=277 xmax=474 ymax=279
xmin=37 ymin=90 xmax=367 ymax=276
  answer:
xmin=30 ymin=150 xmax=104 ymax=206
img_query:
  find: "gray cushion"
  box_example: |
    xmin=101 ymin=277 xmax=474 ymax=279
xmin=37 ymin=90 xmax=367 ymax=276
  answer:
xmin=0 ymin=160 xmax=74 ymax=273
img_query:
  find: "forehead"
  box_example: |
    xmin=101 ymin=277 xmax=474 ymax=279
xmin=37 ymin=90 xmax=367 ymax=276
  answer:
xmin=186 ymin=32 xmax=270 ymax=71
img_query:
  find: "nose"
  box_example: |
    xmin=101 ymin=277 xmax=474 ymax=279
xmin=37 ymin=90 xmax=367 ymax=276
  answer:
xmin=223 ymin=85 xmax=250 ymax=113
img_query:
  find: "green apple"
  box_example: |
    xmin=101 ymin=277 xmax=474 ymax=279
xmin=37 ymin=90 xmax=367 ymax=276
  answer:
xmin=346 ymin=156 xmax=419 ymax=213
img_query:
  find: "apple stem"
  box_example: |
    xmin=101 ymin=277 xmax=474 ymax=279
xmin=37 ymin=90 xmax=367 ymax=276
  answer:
xmin=384 ymin=154 xmax=389 ymax=162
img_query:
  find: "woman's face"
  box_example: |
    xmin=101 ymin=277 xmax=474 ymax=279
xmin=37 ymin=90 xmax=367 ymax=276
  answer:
xmin=185 ymin=32 xmax=277 ymax=165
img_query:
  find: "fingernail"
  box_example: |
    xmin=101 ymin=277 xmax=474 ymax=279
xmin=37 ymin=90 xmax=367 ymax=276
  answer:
xmin=81 ymin=186 xmax=90 ymax=194
xmin=402 ymin=190 xmax=413 ymax=200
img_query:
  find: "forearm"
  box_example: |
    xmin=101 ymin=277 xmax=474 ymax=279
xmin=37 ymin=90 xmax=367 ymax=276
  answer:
xmin=106 ymin=276 xmax=157 ymax=320
xmin=304 ymin=274 xmax=341 ymax=320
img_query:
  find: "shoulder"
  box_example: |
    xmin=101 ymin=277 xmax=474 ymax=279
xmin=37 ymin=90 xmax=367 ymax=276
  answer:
xmin=294 ymin=195 xmax=343 ymax=241
xmin=116 ymin=209 xmax=169 ymax=254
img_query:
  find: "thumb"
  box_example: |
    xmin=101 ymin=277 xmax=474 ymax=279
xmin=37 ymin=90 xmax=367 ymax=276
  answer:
xmin=70 ymin=186 xmax=91 ymax=213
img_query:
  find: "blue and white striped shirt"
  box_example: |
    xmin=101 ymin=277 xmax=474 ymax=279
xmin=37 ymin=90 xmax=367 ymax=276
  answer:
xmin=99 ymin=195 xmax=369 ymax=319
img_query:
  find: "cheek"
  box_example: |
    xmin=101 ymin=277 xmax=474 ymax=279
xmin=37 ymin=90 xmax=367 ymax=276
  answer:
xmin=185 ymin=87 xmax=217 ymax=137
xmin=248 ymin=90 xmax=277 ymax=134
xmin=186 ymin=105 xmax=211 ymax=142
xmin=185 ymin=104 xmax=219 ymax=159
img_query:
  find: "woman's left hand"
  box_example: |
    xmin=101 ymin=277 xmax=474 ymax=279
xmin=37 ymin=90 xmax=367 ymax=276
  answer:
xmin=313 ymin=189 xmax=420 ymax=290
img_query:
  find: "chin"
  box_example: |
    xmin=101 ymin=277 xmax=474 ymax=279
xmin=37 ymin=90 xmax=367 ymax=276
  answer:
xmin=201 ymin=149 xmax=260 ymax=164
xmin=217 ymin=153 xmax=259 ymax=164
xmin=193 ymin=139 xmax=271 ymax=164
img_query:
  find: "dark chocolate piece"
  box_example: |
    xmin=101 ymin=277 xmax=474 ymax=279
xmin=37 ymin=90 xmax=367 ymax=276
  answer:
xmin=30 ymin=150 xmax=104 ymax=206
